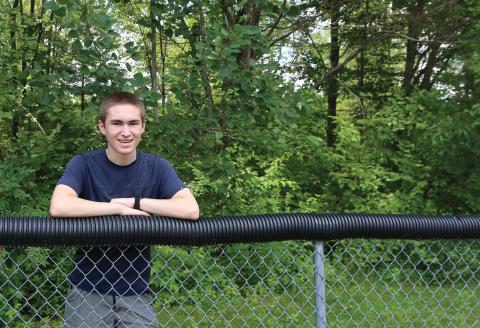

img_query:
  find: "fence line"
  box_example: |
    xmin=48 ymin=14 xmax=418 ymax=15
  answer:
xmin=0 ymin=214 xmax=479 ymax=327
xmin=1 ymin=213 xmax=480 ymax=246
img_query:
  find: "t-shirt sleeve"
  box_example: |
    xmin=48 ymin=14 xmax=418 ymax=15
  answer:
xmin=158 ymin=158 xmax=186 ymax=199
xmin=57 ymin=155 xmax=86 ymax=196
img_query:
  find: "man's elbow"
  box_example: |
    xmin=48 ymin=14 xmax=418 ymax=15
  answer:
xmin=49 ymin=206 xmax=59 ymax=217
xmin=187 ymin=205 xmax=200 ymax=220
xmin=49 ymin=201 xmax=69 ymax=217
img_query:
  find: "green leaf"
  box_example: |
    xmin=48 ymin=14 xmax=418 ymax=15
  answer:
xmin=44 ymin=1 xmax=60 ymax=11
xmin=286 ymin=108 xmax=299 ymax=118
xmin=84 ymin=35 xmax=93 ymax=47
xmin=39 ymin=93 xmax=51 ymax=106
xmin=215 ymin=131 xmax=223 ymax=141
xmin=93 ymin=13 xmax=113 ymax=30
xmin=57 ymin=0 xmax=74 ymax=6
xmin=67 ymin=29 xmax=78 ymax=38
xmin=99 ymin=34 xmax=114 ymax=48
xmin=287 ymin=5 xmax=301 ymax=16
xmin=151 ymin=3 xmax=164 ymax=18
xmin=80 ymin=65 xmax=89 ymax=75
xmin=54 ymin=6 xmax=67 ymax=17
xmin=72 ymin=39 xmax=82 ymax=52
xmin=194 ymin=42 xmax=204 ymax=51
xmin=306 ymin=136 xmax=322 ymax=147
xmin=136 ymin=18 xmax=150 ymax=27
xmin=78 ymin=51 xmax=90 ymax=62
xmin=244 ymin=26 xmax=261 ymax=35
xmin=218 ymin=67 xmax=232 ymax=79
xmin=175 ymin=26 xmax=189 ymax=37
xmin=0 ymin=111 xmax=13 ymax=120
xmin=132 ymin=73 xmax=149 ymax=87
xmin=131 ymin=52 xmax=141 ymax=61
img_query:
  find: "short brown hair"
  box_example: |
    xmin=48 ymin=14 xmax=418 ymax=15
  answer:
xmin=100 ymin=92 xmax=146 ymax=123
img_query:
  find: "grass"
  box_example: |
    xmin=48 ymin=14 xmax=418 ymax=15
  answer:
xmin=8 ymin=275 xmax=480 ymax=327
xmin=155 ymin=291 xmax=314 ymax=328
xmin=327 ymin=279 xmax=480 ymax=327
xmin=153 ymin=279 xmax=480 ymax=327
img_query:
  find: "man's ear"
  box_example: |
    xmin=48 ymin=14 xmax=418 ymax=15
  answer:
xmin=98 ymin=120 xmax=106 ymax=135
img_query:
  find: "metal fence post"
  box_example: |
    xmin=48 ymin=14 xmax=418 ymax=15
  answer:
xmin=314 ymin=241 xmax=327 ymax=328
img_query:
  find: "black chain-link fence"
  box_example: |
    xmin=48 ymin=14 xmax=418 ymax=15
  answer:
xmin=1 ymin=239 xmax=479 ymax=327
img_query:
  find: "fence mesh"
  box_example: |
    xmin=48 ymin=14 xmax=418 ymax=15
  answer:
xmin=0 ymin=239 xmax=479 ymax=327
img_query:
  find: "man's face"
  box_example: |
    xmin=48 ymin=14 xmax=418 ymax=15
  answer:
xmin=98 ymin=104 xmax=145 ymax=159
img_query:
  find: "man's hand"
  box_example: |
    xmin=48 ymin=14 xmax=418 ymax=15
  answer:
xmin=117 ymin=206 xmax=150 ymax=216
xmin=110 ymin=198 xmax=134 ymax=208
xmin=111 ymin=189 xmax=200 ymax=220
xmin=50 ymin=185 xmax=152 ymax=217
xmin=110 ymin=198 xmax=150 ymax=216
xmin=135 ymin=189 xmax=200 ymax=220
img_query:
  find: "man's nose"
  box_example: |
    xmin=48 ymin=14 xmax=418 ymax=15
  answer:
xmin=121 ymin=124 xmax=131 ymax=135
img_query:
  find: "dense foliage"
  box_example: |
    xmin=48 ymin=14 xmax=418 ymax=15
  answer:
xmin=0 ymin=0 xmax=479 ymax=324
xmin=1 ymin=0 xmax=478 ymax=217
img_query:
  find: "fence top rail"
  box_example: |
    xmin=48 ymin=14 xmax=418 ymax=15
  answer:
xmin=1 ymin=213 xmax=479 ymax=246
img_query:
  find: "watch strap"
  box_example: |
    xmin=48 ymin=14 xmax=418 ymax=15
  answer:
xmin=134 ymin=196 xmax=141 ymax=210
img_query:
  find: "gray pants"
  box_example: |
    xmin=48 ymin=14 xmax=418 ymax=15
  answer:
xmin=63 ymin=286 xmax=159 ymax=328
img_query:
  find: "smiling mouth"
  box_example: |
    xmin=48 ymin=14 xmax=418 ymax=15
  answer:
xmin=118 ymin=139 xmax=133 ymax=144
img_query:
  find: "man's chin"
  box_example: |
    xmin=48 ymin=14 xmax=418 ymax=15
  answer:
xmin=110 ymin=146 xmax=136 ymax=156
xmin=119 ymin=149 xmax=135 ymax=155
xmin=115 ymin=142 xmax=136 ymax=151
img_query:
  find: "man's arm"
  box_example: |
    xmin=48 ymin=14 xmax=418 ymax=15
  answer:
xmin=110 ymin=188 xmax=200 ymax=220
xmin=49 ymin=184 xmax=150 ymax=217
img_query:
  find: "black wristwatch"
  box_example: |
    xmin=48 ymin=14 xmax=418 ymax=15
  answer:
xmin=134 ymin=196 xmax=141 ymax=210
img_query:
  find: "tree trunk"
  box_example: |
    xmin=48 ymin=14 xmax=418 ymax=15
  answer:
xmin=81 ymin=75 xmax=85 ymax=111
xmin=159 ymin=28 xmax=167 ymax=108
xmin=402 ymin=1 xmax=425 ymax=95
xmin=463 ymin=65 xmax=478 ymax=103
xmin=237 ymin=2 xmax=261 ymax=68
xmin=150 ymin=0 xmax=158 ymax=117
xmin=356 ymin=0 xmax=368 ymax=119
xmin=327 ymin=4 xmax=340 ymax=148
xmin=32 ymin=0 xmax=46 ymax=67
xmin=220 ymin=0 xmax=262 ymax=68
xmin=10 ymin=0 xmax=20 ymax=50
xmin=199 ymin=1 xmax=215 ymax=114
xmin=11 ymin=0 xmax=22 ymax=138
xmin=420 ymin=42 xmax=440 ymax=90
xmin=46 ymin=11 xmax=54 ymax=74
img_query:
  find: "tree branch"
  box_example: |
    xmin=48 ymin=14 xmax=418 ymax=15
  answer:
xmin=319 ymin=31 xmax=391 ymax=84
xmin=333 ymin=76 xmax=365 ymax=118
xmin=264 ymin=0 xmax=286 ymax=36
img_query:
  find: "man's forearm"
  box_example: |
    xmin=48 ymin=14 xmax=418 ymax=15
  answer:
xmin=50 ymin=196 xmax=124 ymax=217
xmin=110 ymin=189 xmax=200 ymax=220
xmin=139 ymin=197 xmax=200 ymax=220
xmin=111 ymin=188 xmax=200 ymax=220
xmin=49 ymin=184 xmax=150 ymax=217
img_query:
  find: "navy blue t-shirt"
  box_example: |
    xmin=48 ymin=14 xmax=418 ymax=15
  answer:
xmin=57 ymin=150 xmax=186 ymax=296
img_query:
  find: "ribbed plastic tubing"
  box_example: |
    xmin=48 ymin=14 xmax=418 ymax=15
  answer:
xmin=0 ymin=213 xmax=479 ymax=246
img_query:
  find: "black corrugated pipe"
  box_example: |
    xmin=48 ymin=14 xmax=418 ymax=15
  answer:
xmin=0 ymin=214 xmax=479 ymax=247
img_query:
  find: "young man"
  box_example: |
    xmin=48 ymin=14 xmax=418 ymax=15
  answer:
xmin=50 ymin=92 xmax=199 ymax=327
